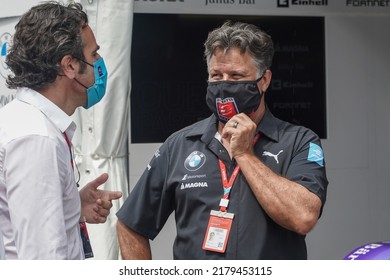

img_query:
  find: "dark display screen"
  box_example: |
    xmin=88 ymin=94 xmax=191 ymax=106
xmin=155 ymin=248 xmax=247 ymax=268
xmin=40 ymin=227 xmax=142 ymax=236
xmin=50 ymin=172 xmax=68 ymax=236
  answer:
xmin=131 ymin=14 xmax=326 ymax=143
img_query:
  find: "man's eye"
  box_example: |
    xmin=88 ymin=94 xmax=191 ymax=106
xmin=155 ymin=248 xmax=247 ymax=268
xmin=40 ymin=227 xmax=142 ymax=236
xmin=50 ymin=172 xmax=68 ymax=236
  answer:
xmin=232 ymin=74 xmax=244 ymax=80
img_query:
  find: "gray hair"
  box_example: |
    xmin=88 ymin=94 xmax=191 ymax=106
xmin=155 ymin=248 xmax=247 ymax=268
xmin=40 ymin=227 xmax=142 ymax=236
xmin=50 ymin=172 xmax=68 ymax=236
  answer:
xmin=204 ymin=20 xmax=274 ymax=76
xmin=6 ymin=1 xmax=88 ymax=91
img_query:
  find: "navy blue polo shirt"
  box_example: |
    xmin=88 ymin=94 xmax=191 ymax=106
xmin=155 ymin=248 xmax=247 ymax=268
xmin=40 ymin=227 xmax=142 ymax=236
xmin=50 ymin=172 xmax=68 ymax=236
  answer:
xmin=117 ymin=108 xmax=328 ymax=259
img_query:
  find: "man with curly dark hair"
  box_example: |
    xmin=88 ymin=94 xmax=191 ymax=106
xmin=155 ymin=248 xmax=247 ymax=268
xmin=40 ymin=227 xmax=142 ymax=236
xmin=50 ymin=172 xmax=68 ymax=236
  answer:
xmin=0 ymin=1 xmax=122 ymax=259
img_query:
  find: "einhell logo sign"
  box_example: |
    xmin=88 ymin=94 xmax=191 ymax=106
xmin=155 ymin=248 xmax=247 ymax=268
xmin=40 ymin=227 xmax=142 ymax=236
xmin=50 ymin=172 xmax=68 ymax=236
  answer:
xmin=277 ymin=0 xmax=328 ymax=7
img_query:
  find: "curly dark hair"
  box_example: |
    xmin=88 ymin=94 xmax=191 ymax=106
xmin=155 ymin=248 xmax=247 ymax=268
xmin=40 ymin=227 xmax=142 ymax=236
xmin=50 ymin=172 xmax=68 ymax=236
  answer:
xmin=6 ymin=1 xmax=88 ymax=91
xmin=204 ymin=20 xmax=274 ymax=76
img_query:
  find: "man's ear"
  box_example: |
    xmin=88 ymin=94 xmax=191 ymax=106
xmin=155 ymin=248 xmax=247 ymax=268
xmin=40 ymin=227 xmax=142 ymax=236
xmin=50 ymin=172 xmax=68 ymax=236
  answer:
xmin=261 ymin=69 xmax=272 ymax=93
xmin=60 ymin=55 xmax=78 ymax=79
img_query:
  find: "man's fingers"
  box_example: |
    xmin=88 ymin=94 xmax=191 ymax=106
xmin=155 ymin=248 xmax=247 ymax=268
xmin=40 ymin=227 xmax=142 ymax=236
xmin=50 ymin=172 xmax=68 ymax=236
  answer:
xmin=108 ymin=191 xmax=122 ymax=201
xmin=97 ymin=198 xmax=113 ymax=210
xmin=93 ymin=214 xmax=107 ymax=223
xmin=89 ymin=173 xmax=109 ymax=190
xmin=94 ymin=203 xmax=110 ymax=217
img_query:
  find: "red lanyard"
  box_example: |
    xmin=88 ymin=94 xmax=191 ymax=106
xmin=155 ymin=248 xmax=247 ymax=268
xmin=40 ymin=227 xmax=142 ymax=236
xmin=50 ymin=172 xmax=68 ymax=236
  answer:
xmin=63 ymin=132 xmax=74 ymax=170
xmin=218 ymin=133 xmax=260 ymax=212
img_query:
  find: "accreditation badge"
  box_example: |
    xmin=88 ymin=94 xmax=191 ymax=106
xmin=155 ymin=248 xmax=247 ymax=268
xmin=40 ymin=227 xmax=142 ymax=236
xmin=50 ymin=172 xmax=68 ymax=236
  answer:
xmin=202 ymin=210 xmax=234 ymax=253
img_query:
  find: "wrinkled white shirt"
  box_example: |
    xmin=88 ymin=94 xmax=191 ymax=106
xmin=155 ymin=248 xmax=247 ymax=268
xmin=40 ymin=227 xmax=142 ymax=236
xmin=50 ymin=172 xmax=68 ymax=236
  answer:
xmin=0 ymin=88 xmax=84 ymax=259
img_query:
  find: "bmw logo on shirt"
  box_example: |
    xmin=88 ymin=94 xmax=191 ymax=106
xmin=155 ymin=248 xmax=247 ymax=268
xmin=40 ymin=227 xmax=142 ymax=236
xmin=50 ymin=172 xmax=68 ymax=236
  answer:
xmin=184 ymin=151 xmax=206 ymax=171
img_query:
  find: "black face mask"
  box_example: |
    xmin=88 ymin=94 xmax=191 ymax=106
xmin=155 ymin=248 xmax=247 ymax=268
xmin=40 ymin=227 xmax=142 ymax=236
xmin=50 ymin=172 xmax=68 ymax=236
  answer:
xmin=206 ymin=76 xmax=263 ymax=123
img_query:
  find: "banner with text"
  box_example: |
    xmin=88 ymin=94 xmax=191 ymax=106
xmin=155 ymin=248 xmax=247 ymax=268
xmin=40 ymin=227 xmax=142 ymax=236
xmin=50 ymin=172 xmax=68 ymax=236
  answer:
xmin=134 ymin=0 xmax=390 ymax=15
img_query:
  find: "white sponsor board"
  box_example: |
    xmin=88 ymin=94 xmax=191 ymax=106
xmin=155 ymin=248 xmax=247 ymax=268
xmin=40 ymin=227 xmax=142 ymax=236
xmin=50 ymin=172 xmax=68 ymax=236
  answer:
xmin=0 ymin=17 xmax=18 ymax=109
xmin=0 ymin=0 xmax=44 ymax=18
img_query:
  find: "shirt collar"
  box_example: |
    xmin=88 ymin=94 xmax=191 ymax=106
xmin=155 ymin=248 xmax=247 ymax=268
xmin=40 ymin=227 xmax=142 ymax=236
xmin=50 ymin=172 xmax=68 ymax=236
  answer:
xmin=256 ymin=106 xmax=280 ymax=142
xmin=185 ymin=114 xmax=218 ymax=144
xmin=16 ymin=88 xmax=76 ymax=139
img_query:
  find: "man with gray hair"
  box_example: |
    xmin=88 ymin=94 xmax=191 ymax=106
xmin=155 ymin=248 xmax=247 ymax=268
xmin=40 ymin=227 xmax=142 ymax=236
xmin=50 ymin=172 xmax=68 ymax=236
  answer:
xmin=117 ymin=21 xmax=328 ymax=259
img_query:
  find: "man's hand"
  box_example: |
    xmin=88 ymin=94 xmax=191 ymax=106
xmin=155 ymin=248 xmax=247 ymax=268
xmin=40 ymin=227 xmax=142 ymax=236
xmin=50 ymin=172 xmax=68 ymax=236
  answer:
xmin=221 ymin=113 xmax=257 ymax=159
xmin=79 ymin=173 xmax=122 ymax=223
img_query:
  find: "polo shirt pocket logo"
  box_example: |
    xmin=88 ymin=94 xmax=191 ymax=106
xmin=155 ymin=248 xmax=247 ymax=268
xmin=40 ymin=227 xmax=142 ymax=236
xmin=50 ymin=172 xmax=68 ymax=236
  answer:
xmin=184 ymin=151 xmax=206 ymax=171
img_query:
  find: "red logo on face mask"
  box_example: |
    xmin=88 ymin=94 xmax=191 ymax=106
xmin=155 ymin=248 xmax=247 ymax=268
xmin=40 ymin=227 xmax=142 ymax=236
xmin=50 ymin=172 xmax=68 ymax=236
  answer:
xmin=216 ymin=98 xmax=238 ymax=121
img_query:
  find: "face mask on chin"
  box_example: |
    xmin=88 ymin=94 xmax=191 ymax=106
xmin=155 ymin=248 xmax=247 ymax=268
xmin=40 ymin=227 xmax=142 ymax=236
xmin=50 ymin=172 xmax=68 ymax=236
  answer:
xmin=206 ymin=75 xmax=264 ymax=123
xmin=74 ymin=57 xmax=108 ymax=109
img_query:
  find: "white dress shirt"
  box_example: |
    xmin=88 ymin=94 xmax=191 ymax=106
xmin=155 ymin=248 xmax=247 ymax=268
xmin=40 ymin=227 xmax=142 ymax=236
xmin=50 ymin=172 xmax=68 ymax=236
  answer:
xmin=0 ymin=88 xmax=84 ymax=259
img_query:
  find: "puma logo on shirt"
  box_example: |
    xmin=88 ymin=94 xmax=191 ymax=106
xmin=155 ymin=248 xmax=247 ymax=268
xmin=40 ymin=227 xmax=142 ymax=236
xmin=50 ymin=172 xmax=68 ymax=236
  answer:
xmin=262 ymin=150 xmax=283 ymax=164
